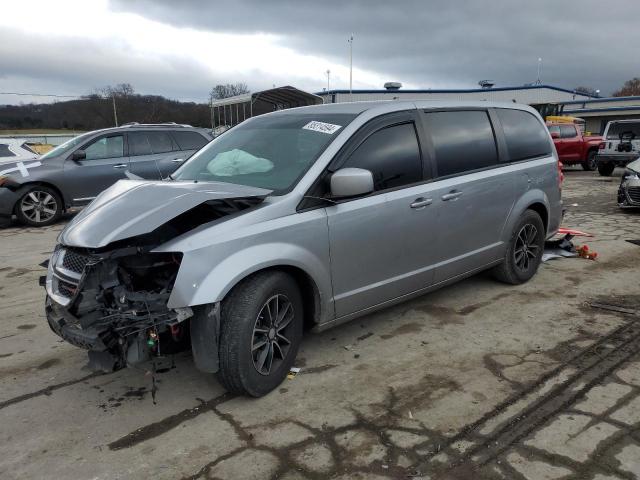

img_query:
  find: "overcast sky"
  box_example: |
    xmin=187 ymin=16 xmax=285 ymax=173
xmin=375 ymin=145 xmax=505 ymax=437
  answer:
xmin=1 ymin=0 xmax=638 ymax=105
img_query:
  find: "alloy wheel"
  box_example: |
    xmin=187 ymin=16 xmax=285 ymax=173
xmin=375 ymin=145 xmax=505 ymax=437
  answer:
xmin=251 ymin=294 xmax=295 ymax=375
xmin=514 ymin=223 xmax=539 ymax=271
xmin=20 ymin=190 xmax=58 ymax=224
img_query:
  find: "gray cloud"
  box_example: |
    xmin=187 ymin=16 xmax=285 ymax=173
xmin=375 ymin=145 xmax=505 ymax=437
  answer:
xmin=111 ymin=0 xmax=640 ymax=95
xmin=1 ymin=0 xmax=638 ymax=105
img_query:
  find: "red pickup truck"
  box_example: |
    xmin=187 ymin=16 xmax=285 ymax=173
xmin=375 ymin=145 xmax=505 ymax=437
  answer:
xmin=547 ymin=123 xmax=602 ymax=171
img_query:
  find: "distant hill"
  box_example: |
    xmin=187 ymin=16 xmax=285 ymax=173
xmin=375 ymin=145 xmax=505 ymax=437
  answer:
xmin=0 ymin=94 xmax=211 ymax=131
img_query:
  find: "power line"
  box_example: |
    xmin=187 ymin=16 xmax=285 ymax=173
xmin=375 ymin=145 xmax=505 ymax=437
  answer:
xmin=0 ymin=92 xmax=83 ymax=98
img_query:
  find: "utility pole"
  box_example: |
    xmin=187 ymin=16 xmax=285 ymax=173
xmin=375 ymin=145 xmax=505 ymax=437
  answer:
xmin=348 ymin=35 xmax=354 ymax=98
xmin=112 ymin=95 xmax=118 ymax=127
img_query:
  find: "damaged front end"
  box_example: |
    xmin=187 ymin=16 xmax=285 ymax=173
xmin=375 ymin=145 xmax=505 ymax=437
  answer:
xmin=46 ymin=246 xmax=191 ymax=371
xmin=618 ymin=159 xmax=640 ymax=208
xmin=43 ymin=179 xmax=271 ymax=372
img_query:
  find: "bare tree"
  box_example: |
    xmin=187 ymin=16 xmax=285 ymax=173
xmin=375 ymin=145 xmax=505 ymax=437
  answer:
xmin=95 ymin=83 xmax=135 ymax=98
xmin=209 ymin=83 xmax=249 ymax=102
xmin=612 ymin=78 xmax=640 ymax=97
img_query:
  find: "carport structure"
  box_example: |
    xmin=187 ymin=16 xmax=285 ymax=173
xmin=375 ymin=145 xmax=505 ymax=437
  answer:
xmin=209 ymin=86 xmax=322 ymax=134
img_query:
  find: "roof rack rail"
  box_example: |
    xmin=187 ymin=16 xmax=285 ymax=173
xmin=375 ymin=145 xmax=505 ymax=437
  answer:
xmin=119 ymin=122 xmax=194 ymax=128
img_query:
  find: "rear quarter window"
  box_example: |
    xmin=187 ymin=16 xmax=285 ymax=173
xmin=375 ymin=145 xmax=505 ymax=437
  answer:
xmin=496 ymin=109 xmax=551 ymax=161
xmin=171 ymin=131 xmax=208 ymax=150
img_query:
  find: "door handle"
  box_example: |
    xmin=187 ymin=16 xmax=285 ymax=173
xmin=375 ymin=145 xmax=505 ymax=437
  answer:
xmin=410 ymin=197 xmax=433 ymax=209
xmin=113 ymin=163 xmax=128 ymax=169
xmin=441 ymin=191 xmax=463 ymax=201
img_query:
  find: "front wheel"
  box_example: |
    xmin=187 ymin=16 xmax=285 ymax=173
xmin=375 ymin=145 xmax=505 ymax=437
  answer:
xmin=582 ymin=150 xmax=597 ymax=171
xmin=492 ymin=210 xmax=545 ymax=285
xmin=15 ymin=185 xmax=63 ymax=227
xmin=217 ymin=271 xmax=303 ymax=397
xmin=598 ymin=163 xmax=615 ymax=176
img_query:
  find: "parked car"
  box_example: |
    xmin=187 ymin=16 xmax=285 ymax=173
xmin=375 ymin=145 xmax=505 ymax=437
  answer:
xmin=546 ymin=122 xmax=602 ymax=171
xmin=618 ymin=158 xmax=640 ymax=208
xmin=0 ymin=139 xmax=40 ymax=162
xmin=44 ymin=101 xmax=562 ymax=397
xmin=0 ymin=123 xmax=212 ymax=227
xmin=596 ymin=120 xmax=640 ymax=176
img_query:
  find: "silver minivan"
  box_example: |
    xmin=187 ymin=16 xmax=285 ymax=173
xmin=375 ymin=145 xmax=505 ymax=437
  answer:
xmin=44 ymin=101 xmax=562 ymax=396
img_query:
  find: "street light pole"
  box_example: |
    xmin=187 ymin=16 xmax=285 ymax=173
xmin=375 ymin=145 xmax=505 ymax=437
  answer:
xmin=326 ymin=69 xmax=331 ymax=104
xmin=348 ymin=34 xmax=354 ymax=98
xmin=536 ymin=57 xmax=543 ymax=85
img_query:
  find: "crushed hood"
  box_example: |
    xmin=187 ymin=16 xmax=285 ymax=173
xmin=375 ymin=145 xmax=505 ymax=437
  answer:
xmin=59 ymin=180 xmax=271 ymax=249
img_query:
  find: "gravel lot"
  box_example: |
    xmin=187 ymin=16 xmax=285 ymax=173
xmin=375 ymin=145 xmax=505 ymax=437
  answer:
xmin=1 ymin=169 xmax=639 ymax=480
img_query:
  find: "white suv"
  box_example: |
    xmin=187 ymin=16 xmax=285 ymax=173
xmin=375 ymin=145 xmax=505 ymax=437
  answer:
xmin=596 ymin=120 xmax=640 ymax=176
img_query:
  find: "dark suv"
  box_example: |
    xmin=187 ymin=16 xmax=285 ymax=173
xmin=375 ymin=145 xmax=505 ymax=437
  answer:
xmin=0 ymin=123 xmax=212 ymax=226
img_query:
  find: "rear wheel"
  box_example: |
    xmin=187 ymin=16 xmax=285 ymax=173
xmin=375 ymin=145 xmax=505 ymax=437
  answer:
xmin=15 ymin=185 xmax=62 ymax=227
xmin=598 ymin=163 xmax=615 ymax=176
xmin=217 ymin=271 xmax=303 ymax=397
xmin=582 ymin=150 xmax=597 ymax=171
xmin=492 ymin=210 xmax=545 ymax=285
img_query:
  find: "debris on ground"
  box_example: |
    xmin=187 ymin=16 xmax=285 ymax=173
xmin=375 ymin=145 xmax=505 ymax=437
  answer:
xmin=543 ymin=230 xmax=598 ymax=262
xmin=287 ymin=367 xmax=301 ymax=379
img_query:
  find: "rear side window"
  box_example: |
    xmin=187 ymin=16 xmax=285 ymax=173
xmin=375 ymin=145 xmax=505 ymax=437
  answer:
xmin=172 ymin=131 xmax=208 ymax=150
xmin=560 ymin=125 xmax=577 ymax=138
xmin=547 ymin=125 xmax=560 ymax=137
xmin=496 ymin=109 xmax=551 ymax=161
xmin=128 ymin=132 xmax=152 ymax=156
xmin=147 ymin=131 xmax=177 ymax=153
xmin=342 ymin=123 xmax=422 ymax=191
xmin=423 ymin=110 xmax=497 ymax=177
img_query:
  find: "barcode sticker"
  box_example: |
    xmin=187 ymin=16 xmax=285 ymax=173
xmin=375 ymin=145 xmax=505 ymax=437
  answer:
xmin=302 ymin=121 xmax=342 ymax=134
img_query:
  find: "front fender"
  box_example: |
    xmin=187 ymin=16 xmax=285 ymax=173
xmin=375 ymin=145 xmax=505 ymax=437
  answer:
xmin=168 ymin=242 xmax=332 ymax=319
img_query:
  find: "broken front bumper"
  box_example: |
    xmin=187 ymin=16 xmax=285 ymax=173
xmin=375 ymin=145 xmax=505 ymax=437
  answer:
xmin=43 ymin=245 xmax=193 ymax=370
xmin=46 ymin=296 xmax=108 ymax=351
xmin=618 ymin=174 xmax=640 ymax=208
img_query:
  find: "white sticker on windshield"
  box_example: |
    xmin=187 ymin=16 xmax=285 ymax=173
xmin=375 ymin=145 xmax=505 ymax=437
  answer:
xmin=302 ymin=121 xmax=342 ymax=135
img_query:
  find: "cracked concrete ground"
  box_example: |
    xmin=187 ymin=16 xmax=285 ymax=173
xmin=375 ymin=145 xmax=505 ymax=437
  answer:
xmin=1 ymin=168 xmax=639 ymax=479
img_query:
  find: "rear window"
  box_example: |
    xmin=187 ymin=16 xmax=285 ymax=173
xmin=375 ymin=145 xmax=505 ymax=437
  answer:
xmin=496 ymin=109 xmax=551 ymax=161
xmin=172 ymin=131 xmax=208 ymax=150
xmin=606 ymin=122 xmax=640 ymax=140
xmin=423 ymin=110 xmax=498 ymax=176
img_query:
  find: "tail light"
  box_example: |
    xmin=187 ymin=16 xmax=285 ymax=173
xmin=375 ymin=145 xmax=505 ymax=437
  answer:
xmin=598 ymin=142 xmax=605 ymax=150
xmin=558 ymin=160 xmax=564 ymax=188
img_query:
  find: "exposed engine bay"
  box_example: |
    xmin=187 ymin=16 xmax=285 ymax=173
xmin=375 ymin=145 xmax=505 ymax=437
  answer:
xmin=43 ymin=192 xmax=268 ymax=372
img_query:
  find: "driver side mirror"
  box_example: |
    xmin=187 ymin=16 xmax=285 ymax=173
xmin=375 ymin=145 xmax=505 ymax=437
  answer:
xmin=70 ymin=150 xmax=86 ymax=162
xmin=330 ymin=168 xmax=374 ymax=198
xmin=550 ymin=132 xmax=560 ymax=139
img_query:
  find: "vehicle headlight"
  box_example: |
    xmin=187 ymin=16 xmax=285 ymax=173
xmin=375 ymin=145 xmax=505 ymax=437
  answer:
xmin=622 ymin=169 xmax=640 ymax=182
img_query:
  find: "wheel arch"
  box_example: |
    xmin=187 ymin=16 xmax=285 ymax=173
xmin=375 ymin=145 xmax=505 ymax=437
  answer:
xmin=526 ymin=201 xmax=549 ymax=235
xmin=12 ymin=181 xmax=67 ymax=214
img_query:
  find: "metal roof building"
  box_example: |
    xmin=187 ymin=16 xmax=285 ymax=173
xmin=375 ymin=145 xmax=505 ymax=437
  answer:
xmin=209 ymin=86 xmax=322 ymax=133
xmin=559 ymin=96 xmax=640 ymax=134
xmin=316 ymin=84 xmax=594 ymax=105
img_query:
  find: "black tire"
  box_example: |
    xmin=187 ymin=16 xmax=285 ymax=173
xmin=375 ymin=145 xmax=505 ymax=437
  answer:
xmin=14 ymin=185 xmax=62 ymax=227
xmin=217 ymin=271 xmax=303 ymax=397
xmin=582 ymin=150 xmax=597 ymax=171
xmin=492 ymin=210 xmax=545 ymax=285
xmin=598 ymin=163 xmax=615 ymax=176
